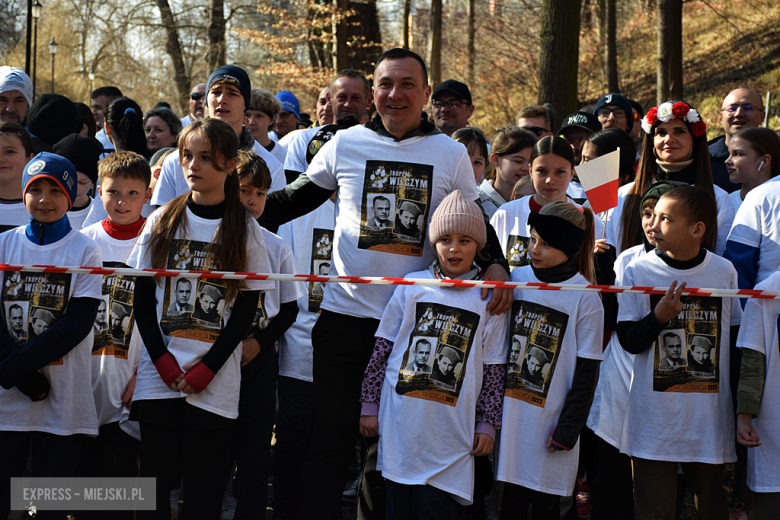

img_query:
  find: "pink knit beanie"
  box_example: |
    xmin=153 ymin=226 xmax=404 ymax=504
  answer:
xmin=429 ymin=190 xmax=486 ymax=248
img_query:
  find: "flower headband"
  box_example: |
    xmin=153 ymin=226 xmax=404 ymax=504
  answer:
xmin=641 ymin=101 xmax=707 ymax=138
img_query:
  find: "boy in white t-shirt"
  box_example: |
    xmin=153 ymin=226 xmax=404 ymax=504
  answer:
xmin=231 ymin=150 xmax=305 ymax=517
xmin=0 ymin=153 xmax=103 ymax=519
xmin=616 ymin=186 xmax=741 ymax=520
xmin=0 ymin=122 xmax=35 ymax=233
xmin=76 ymin=151 xmax=152 ymax=517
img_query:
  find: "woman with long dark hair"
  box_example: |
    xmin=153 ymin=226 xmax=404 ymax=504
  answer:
xmin=104 ymin=97 xmax=152 ymax=160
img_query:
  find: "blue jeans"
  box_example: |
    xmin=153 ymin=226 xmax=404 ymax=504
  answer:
xmin=385 ymin=480 xmax=459 ymax=520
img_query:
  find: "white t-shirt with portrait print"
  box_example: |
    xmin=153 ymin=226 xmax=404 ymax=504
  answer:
xmin=126 ymin=207 xmax=275 ymax=419
xmin=0 ymin=200 xmax=30 ymax=234
xmin=306 ymin=124 xmax=479 ymax=320
xmin=617 ymin=251 xmax=741 ymax=463
xmin=736 ymin=271 xmax=780 ymax=492
xmin=282 ymin=127 xmax=320 ymax=176
xmin=496 ymin=267 xmax=604 ymax=497
xmin=150 ymin=141 xmax=286 ymax=207
xmin=489 ymin=195 xmax=604 ymax=272
xmin=604 ymin=181 xmax=734 ymax=256
xmin=586 ymin=244 xmax=646 ymax=449
xmin=374 ymin=268 xmax=509 ymax=505
xmin=80 ymin=222 xmax=142 ymax=429
xmin=0 ymin=227 xmax=103 ymax=435
xmin=249 ymin=228 xmax=306 ymax=333
xmin=277 ymin=200 xmax=335 ymax=382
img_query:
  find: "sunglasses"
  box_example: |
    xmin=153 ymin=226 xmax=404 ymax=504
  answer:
xmin=190 ymin=93 xmax=204 ymax=101
xmin=520 ymin=126 xmax=548 ymax=137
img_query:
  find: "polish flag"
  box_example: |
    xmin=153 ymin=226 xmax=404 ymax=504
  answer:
xmin=575 ymin=148 xmax=621 ymax=214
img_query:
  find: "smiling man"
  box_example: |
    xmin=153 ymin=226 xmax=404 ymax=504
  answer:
xmin=0 ymin=67 xmax=33 ymax=125
xmin=150 ymin=65 xmax=286 ymax=207
xmin=260 ymin=48 xmax=512 ymax=519
xmin=709 ymin=88 xmax=765 ymax=193
xmin=431 ymin=79 xmax=474 ymax=136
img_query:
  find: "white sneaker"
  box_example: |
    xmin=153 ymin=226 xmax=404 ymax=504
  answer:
xmin=342 ymin=472 xmax=361 ymax=504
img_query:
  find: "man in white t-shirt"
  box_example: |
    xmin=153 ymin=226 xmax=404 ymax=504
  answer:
xmin=180 ymin=83 xmax=207 ymax=127
xmin=90 ymin=86 xmax=123 ymax=153
xmin=150 ymin=65 xmax=286 ymax=207
xmin=261 ymin=48 xmax=512 ymax=520
xmin=315 ymin=86 xmax=333 ymax=126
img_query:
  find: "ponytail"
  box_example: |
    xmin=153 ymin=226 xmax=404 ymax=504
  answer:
xmin=538 ymin=201 xmax=596 ymax=283
xmin=105 ymin=97 xmax=152 ymax=159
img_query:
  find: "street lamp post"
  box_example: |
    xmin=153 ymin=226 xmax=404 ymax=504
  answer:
xmin=48 ymin=37 xmax=58 ymax=94
xmin=31 ymin=0 xmax=42 ymax=99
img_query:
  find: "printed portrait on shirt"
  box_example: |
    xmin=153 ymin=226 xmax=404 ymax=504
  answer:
xmin=93 ymin=262 xmax=135 ymax=358
xmin=308 ymin=229 xmax=334 ymax=313
xmin=358 ymin=160 xmax=433 ymax=257
xmin=161 ymin=239 xmax=228 ymax=343
xmin=110 ymin=302 xmax=133 ymax=347
xmin=94 ymin=296 xmax=110 ymax=332
xmin=396 ymin=303 xmax=479 ymax=407
xmin=506 ymin=300 xmax=568 ymax=408
xmin=4 ymin=300 xmax=29 ymax=343
xmin=650 ymin=294 xmax=722 ymax=393
xmin=246 ymin=293 xmax=268 ymax=338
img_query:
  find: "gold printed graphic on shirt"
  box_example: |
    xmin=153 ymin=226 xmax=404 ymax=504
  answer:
xmin=505 ymin=300 xmax=568 ymax=408
xmin=651 ymin=295 xmax=721 ymax=393
xmin=308 ymin=228 xmax=334 ymax=312
xmin=396 ymin=303 xmax=479 ymax=407
xmin=505 ymin=235 xmax=530 ymax=270
xmin=160 ymin=239 xmax=227 ymax=344
xmin=358 ymin=160 xmax=433 ymax=257
xmin=2 ymin=271 xmax=72 ymax=365
xmin=92 ymin=261 xmax=135 ymax=359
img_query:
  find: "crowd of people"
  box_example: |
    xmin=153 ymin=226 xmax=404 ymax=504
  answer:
xmin=0 ymin=46 xmax=778 ymax=520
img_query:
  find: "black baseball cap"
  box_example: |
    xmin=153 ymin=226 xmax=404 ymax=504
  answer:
xmin=558 ymin=111 xmax=602 ymax=135
xmin=432 ymin=79 xmax=472 ymax=105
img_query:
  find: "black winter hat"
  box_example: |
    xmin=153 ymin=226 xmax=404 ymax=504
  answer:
xmin=558 ymin=111 xmax=602 ymax=135
xmin=206 ymin=65 xmax=251 ymax=111
xmin=26 ymin=94 xmax=83 ymax=147
xmin=595 ymin=93 xmax=634 ymax=132
xmin=53 ymin=134 xmax=103 ymax=184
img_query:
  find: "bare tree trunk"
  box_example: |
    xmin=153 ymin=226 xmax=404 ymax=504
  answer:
xmin=538 ymin=0 xmax=582 ymax=131
xmin=208 ymin=0 xmax=226 ymax=71
xmin=605 ymin=0 xmax=619 ymax=92
xmin=467 ymin=0 xmax=475 ymax=84
xmin=403 ymin=0 xmax=411 ymax=49
xmin=331 ymin=0 xmax=348 ymax=71
xmin=427 ymin=0 xmax=441 ymax=87
xmin=657 ymin=0 xmax=683 ymax=103
xmin=155 ymin=0 xmax=189 ymax=115
xmin=349 ymin=0 xmax=382 ymax=72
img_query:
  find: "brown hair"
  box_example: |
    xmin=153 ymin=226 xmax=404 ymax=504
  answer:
xmin=248 ymin=89 xmax=281 ymax=120
xmin=516 ymin=105 xmax=550 ymax=128
xmin=452 ymin=126 xmax=488 ymax=163
xmin=733 ymin=127 xmax=780 ymax=179
xmin=0 ymin=122 xmax=34 ymax=157
xmin=98 ymin=150 xmax=152 ymax=187
xmin=539 ymin=201 xmax=596 ymax=283
xmin=620 ymin=100 xmax=714 ymax=253
xmin=484 ymin=126 xmax=536 ymax=181
xmin=146 ymin=118 xmax=247 ymax=301
xmin=236 ymin=149 xmax=272 ymax=190
xmin=511 ymin=175 xmax=535 ymax=200
xmin=658 ymin=186 xmax=718 ymax=252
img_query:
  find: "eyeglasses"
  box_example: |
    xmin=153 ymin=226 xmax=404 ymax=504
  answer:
xmin=432 ymin=100 xmax=469 ymax=110
xmin=723 ymin=103 xmax=762 ymax=114
xmin=597 ymin=108 xmax=627 ymax=119
xmin=520 ymin=126 xmax=548 ymax=137
xmin=190 ymin=93 xmax=204 ymax=101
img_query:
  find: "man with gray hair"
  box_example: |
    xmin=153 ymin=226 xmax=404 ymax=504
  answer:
xmin=709 ymin=88 xmax=766 ymax=193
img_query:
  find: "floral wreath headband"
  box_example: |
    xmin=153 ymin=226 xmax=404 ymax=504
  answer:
xmin=641 ymin=101 xmax=707 ymax=138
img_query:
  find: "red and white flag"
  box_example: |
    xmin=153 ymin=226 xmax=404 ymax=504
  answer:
xmin=574 ymin=148 xmax=621 ymax=214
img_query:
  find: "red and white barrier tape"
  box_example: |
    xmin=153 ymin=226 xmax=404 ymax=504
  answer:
xmin=0 ymin=263 xmax=774 ymax=299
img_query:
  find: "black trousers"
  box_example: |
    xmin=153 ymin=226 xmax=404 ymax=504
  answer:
xmin=501 ymin=482 xmax=560 ymax=520
xmin=590 ymin=433 xmax=635 ymax=520
xmin=298 ymin=309 xmax=380 ymax=520
xmin=233 ymin=342 xmax=279 ymax=520
xmin=271 ymin=376 xmax=314 ymax=520
xmin=0 ymin=430 xmax=84 ymax=520
xmin=137 ymin=421 xmax=234 ymax=520
xmin=385 ymin=480 xmax=459 ymax=520
xmin=75 ymin=421 xmax=141 ymax=520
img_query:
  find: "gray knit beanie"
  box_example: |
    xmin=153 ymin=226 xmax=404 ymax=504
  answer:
xmin=429 ymin=190 xmax=486 ymax=248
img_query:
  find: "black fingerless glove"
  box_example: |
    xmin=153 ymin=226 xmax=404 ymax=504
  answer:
xmin=16 ymin=371 xmax=50 ymax=401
